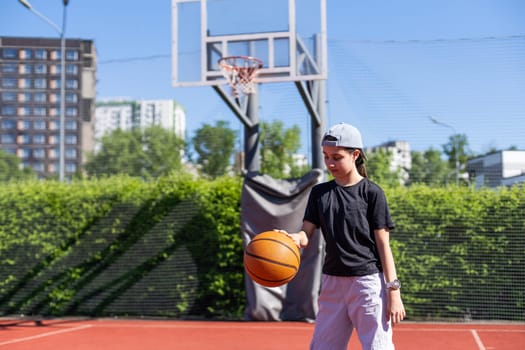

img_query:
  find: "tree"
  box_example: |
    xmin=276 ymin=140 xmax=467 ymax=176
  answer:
xmin=366 ymin=149 xmax=402 ymax=187
xmin=442 ymin=133 xmax=471 ymax=185
xmin=259 ymin=120 xmax=308 ymax=178
xmin=408 ymin=148 xmax=449 ymax=186
xmin=84 ymin=126 xmax=185 ymax=179
xmin=0 ymin=150 xmax=35 ymax=182
xmin=192 ymin=120 xmax=237 ymax=178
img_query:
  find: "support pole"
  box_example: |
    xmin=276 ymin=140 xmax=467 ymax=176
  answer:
xmin=312 ymin=78 xmax=326 ymax=169
xmin=244 ymin=87 xmax=260 ymax=173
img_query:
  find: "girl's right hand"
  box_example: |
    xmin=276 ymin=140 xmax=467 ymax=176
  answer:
xmin=275 ymin=229 xmax=308 ymax=248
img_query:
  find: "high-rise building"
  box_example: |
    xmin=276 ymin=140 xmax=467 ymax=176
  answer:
xmin=0 ymin=36 xmax=96 ymax=179
xmin=94 ymin=99 xmax=186 ymax=152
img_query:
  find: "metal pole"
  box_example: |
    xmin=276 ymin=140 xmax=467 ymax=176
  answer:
xmin=59 ymin=28 xmax=66 ymax=181
xmin=429 ymin=116 xmax=459 ymax=185
xmin=19 ymin=0 xmax=69 ymax=181
xmin=245 ymin=88 xmax=260 ymax=174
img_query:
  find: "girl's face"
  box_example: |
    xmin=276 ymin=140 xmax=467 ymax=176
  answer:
xmin=323 ymin=146 xmax=359 ymax=179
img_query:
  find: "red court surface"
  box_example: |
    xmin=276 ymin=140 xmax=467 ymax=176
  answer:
xmin=1 ymin=318 xmax=524 ymax=349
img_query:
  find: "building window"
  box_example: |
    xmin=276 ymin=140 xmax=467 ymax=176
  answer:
xmin=20 ymin=107 xmax=32 ymax=116
xmin=19 ymin=120 xmax=31 ymax=130
xmin=34 ymin=134 xmax=46 ymax=144
xmin=34 ymin=149 xmax=46 ymax=159
xmin=34 ymin=78 xmax=47 ymax=89
xmin=66 ymin=107 xmax=77 ymax=117
xmin=33 ymin=162 xmax=45 ymax=172
xmin=34 ymin=120 xmax=47 ymax=130
xmin=19 ymin=135 xmax=31 ymax=144
xmin=66 ymin=79 xmax=78 ymax=89
xmin=35 ymin=49 xmax=47 ymax=60
xmin=2 ymin=78 xmax=17 ymax=88
xmin=66 ymin=64 xmax=78 ymax=74
xmin=34 ymin=92 xmax=47 ymax=103
xmin=2 ymin=62 xmax=18 ymax=73
xmin=1 ymin=92 xmax=17 ymax=102
xmin=19 ymin=92 xmax=32 ymax=102
xmin=34 ymin=107 xmax=47 ymax=116
xmin=66 ymin=93 xmax=77 ymax=103
xmin=2 ymin=48 xmax=17 ymax=59
xmin=34 ymin=64 xmax=47 ymax=74
xmin=65 ymin=135 xmax=77 ymax=144
xmin=20 ymin=149 xmax=31 ymax=159
xmin=66 ymin=120 xmax=77 ymax=130
xmin=20 ymin=64 xmax=33 ymax=74
xmin=66 ymin=148 xmax=77 ymax=158
xmin=66 ymin=162 xmax=77 ymax=172
xmin=20 ymin=49 xmax=32 ymax=59
xmin=1 ymin=106 xmax=16 ymax=115
xmin=20 ymin=78 xmax=32 ymax=88
xmin=1 ymin=134 xmax=16 ymax=144
xmin=66 ymin=50 xmax=78 ymax=60
xmin=1 ymin=120 xmax=17 ymax=130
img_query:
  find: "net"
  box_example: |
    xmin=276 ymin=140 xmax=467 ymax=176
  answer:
xmin=0 ymin=181 xmax=524 ymax=321
xmin=218 ymin=56 xmax=263 ymax=97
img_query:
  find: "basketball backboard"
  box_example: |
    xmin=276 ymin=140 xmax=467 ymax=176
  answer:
xmin=171 ymin=0 xmax=327 ymax=87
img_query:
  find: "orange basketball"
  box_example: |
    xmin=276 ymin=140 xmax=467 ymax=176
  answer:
xmin=244 ymin=230 xmax=301 ymax=287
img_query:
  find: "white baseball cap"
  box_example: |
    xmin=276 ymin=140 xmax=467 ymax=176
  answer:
xmin=321 ymin=123 xmax=364 ymax=149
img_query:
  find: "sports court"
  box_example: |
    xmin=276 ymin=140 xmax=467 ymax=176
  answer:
xmin=1 ymin=318 xmax=524 ymax=349
xmin=2 ymin=2 xmax=523 ymax=349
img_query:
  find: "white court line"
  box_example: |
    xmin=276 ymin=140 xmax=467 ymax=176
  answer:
xmin=396 ymin=327 xmax=524 ymax=333
xmin=90 ymin=323 xmax=313 ymax=331
xmin=0 ymin=324 xmax=92 ymax=347
xmin=470 ymin=329 xmax=487 ymax=350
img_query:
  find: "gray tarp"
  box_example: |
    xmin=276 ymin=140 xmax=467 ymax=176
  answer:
xmin=241 ymin=169 xmax=325 ymax=321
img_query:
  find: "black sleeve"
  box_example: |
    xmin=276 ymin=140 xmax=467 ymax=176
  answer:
xmin=303 ymin=185 xmax=321 ymax=227
xmin=368 ymin=183 xmax=395 ymax=230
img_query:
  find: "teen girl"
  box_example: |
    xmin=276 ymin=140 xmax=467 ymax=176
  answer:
xmin=285 ymin=123 xmax=405 ymax=350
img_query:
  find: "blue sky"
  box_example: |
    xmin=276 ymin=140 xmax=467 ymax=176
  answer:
xmin=2 ymin=0 xmax=524 ymax=158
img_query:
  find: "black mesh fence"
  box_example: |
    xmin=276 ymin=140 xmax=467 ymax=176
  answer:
xmin=0 ymin=180 xmax=523 ymax=322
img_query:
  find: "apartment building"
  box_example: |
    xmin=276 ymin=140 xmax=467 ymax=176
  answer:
xmin=0 ymin=36 xmax=96 ymax=179
xmin=94 ymin=99 xmax=186 ymax=152
xmin=367 ymin=140 xmax=412 ymax=184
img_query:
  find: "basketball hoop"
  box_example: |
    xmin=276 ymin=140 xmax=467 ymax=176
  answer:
xmin=218 ymin=56 xmax=263 ymax=97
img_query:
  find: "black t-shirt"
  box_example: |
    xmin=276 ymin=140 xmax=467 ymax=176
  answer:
xmin=304 ymin=178 xmax=394 ymax=276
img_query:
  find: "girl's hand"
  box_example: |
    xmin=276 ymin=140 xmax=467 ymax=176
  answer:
xmin=274 ymin=229 xmax=308 ymax=248
xmin=387 ymin=291 xmax=406 ymax=324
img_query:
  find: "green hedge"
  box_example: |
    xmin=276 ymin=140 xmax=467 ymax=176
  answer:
xmin=387 ymin=185 xmax=524 ymax=321
xmin=0 ymin=176 xmax=523 ymax=321
xmin=0 ymin=175 xmax=244 ymax=319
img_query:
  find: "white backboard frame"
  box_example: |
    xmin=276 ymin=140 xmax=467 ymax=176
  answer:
xmin=171 ymin=0 xmax=327 ymax=87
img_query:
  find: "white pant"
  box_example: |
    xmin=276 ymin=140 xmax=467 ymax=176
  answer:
xmin=310 ymin=273 xmax=394 ymax=350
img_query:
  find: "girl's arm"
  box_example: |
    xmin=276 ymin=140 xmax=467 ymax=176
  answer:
xmin=278 ymin=220 xmax=316 ymax=248
xmin=374 ymin=228 xmax=406 ymax=324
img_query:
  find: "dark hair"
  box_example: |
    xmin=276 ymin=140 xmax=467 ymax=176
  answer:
xmin=322 ymin=135 xmax=368 ymax=178
xmin=350 ymin=148 xmax=368 ymax=178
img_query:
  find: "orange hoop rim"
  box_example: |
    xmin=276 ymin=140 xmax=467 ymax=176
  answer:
xmin=218 ymin=55 xmax=263 ymax=71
